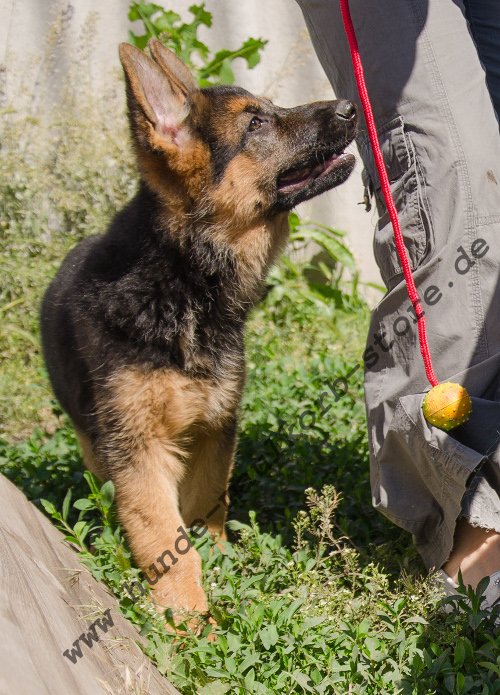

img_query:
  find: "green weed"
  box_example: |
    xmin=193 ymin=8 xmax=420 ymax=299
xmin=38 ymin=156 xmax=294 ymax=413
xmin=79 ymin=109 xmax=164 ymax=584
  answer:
xmin=2 ymin=285 xmax=500 ymax=693
xmin=18 ymin=452 xmax=500 ymax=694
xmin=128 ymin=1 xmax=267 ymax=86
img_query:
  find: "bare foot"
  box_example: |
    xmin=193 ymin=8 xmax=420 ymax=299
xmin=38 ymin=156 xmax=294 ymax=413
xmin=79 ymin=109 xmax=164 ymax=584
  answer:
xmin=443 ymin=518 xmax=500 ymax=588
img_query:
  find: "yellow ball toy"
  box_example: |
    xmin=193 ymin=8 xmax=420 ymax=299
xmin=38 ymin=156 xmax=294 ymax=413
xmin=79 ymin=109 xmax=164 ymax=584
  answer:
xmin=422 ymin=382 xmax=472 ymax=431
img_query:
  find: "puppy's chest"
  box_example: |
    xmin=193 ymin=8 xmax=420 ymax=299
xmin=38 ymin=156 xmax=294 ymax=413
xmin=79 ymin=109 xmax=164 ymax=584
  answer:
xmin=91 ymin=240 xmax=248 ymax=371
xmin=104 ymin=363 xmax=244 ymax=441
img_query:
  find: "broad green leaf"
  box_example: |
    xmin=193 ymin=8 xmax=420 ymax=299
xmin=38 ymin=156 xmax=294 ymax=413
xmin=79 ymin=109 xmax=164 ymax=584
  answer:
xmin=73 ymin=498 xmax=94 ymax=511
xmin=197 ymin=684 xmax=230 ymax=695
xmin=239 ymin=652 xmax=261 ymax=673
xmin=292 ymin=671 xmax=315 ymax=693
xmin=218 ymin=59 xmax=235 ymax=85
xmin=259 ymin=624 xmax=279 ymax=649
xmin=40 ymin=498 xmax=57 ymax=516
xmin=100 ymin=480 xmax=115 ymax=506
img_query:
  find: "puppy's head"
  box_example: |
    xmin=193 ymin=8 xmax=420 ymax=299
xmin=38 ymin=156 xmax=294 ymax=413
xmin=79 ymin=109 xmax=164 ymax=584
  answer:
xmin=119 ymin=41 xmax=356 ymax=226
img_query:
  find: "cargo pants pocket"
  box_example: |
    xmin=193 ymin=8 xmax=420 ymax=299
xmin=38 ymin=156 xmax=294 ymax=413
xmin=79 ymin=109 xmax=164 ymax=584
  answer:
xmin=358 ymin=115 xmax=434 ymax=291
xmin=374 ymin=394 xmax=483 ymax=528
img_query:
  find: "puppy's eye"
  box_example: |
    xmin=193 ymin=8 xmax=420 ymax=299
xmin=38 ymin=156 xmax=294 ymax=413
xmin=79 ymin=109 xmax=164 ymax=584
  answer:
xmin=248 ymin=116 xmax=263 ymax=132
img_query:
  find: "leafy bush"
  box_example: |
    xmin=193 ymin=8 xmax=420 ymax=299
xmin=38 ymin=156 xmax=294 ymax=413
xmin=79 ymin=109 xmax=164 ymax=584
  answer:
xmin=265 ymin=212 xmax=364 ymax=333
xmin=128 ymin=1 xmax=267 ymax=86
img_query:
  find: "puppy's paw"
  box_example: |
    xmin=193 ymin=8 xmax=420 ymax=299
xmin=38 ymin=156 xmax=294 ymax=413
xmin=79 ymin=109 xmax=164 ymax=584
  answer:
xmin=152 ymin=573 xmax=208 ymax=614
xmin=162 ymin=609 xmax=218 ymax=642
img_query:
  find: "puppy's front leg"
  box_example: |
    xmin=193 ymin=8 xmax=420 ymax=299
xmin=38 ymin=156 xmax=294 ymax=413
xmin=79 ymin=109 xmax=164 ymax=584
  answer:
xmin=107 ymin=438 xmax=208 ymax=614
xmin=179 ymin=423 xmax=237 ymax=540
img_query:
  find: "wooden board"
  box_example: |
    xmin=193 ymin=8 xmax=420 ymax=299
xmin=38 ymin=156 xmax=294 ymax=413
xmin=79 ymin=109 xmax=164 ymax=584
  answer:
xmin=0 ymin=473 xmax=180 ymax=695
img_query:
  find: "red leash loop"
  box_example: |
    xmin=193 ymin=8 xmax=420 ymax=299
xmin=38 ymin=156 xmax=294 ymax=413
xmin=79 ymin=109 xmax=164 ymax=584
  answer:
xmin=339 ymin=0 xmax=439 ymax=387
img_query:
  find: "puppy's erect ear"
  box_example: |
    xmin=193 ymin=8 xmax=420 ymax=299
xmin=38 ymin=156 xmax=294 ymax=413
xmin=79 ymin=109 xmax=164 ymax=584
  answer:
xmin=148 ymin=39 xmax=198 ymax=96
xmin=119 ymin=42 xmax=195 ymax=146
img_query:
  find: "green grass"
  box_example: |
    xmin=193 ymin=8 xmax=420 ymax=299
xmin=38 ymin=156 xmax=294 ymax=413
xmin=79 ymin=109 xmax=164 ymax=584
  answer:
xmin=1 ymin=76 xmax=500 ymax=694
xmin=2 ymin=289 xmax=500 ymax=693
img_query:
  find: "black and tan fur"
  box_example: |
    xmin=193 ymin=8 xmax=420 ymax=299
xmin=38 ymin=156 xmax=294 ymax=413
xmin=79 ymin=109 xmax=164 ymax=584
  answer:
xmin=40 ymin=39 xmax=357 ymax=616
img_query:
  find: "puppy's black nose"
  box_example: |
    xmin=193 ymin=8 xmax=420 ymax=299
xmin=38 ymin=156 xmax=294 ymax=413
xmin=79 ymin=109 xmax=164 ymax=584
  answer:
xmin=335 ymin=100 xmax=357 ymax=121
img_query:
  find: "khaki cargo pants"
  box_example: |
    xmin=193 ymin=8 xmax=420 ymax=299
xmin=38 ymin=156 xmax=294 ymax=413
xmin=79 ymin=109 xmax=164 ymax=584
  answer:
xmin=295 ymin=0 xmax=500 ymax=569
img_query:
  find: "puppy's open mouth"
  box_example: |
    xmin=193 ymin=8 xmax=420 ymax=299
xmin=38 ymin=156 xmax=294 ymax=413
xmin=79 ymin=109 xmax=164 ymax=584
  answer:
xmin=277 ymin=151 xmax=354 ymax=193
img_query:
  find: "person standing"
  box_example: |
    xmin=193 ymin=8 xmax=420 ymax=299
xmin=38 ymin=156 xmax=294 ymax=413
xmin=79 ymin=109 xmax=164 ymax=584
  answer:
xmin=295 ymin=0 xmax=500 ymax=603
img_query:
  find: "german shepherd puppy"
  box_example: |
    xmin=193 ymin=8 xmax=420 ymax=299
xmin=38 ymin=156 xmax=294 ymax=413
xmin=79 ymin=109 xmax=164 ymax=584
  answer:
xmin=41 ymin=39 xmax=356 ymax=616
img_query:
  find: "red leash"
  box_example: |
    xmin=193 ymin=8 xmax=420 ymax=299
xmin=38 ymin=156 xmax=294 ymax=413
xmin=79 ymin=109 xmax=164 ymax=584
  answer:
xmin=339 ymin=0 xmax=439 ymax=388
xmin=339 ymin=0 xmax=474 ymax=430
